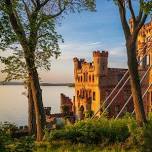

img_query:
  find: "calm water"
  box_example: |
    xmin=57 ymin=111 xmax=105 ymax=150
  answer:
xmin=0 ymin=85 xmax=74 ymax=125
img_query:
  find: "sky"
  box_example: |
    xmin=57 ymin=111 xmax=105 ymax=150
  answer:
xmin=0 ymin=0 xmax=129 ymax=83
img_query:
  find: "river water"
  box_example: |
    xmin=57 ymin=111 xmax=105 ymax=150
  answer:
xmin=0 ymin=85 xmax=74 ymax=125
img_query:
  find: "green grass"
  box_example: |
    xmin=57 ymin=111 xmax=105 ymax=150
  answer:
xmin=1 ymin=114 xmax=152 ymax=152
xmin=34 ymin=141 xmax=138 ymax=152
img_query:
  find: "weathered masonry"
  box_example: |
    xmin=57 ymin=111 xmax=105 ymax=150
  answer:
xmin=72 ymin=19 xmax=152 ymax=119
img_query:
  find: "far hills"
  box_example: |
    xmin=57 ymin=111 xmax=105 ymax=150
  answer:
xmin=0 ymin=81 xmax=74 ymax=87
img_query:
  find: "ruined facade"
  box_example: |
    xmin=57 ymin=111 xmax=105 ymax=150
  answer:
xmin=60 ymin=93 xmax=73 ymax=113
xmin=73 ymin=20 xmax=152 ymax=118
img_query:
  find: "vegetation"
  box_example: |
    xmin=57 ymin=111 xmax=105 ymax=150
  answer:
xmin=0 ymin=0 xmax=95 ymax=141
xmin=48 ymin=119 xmax=129 ymax=144
xmin=1 ymin=115 xmax=152 ymax=152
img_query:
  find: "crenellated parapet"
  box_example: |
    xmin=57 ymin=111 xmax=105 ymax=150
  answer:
xmin=73 ymin=50 xmax=109 ymax=85
xmin=93 ymin=50 xmax=108 ymax=57
xmin=73 ymin=57 xmax=94 ymax=71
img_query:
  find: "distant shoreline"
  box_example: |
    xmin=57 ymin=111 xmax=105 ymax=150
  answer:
xmin=0 ymin=82 xmax=75 ymax=87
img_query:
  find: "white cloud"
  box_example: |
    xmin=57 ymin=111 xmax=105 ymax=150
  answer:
xmin=58 ymin=41 xmax=104 ymax=61
xmin=87 ymin=42 xmax=102 ymax=46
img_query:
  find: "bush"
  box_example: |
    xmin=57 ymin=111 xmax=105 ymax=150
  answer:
xmin=141 ymin=120 xmax=152 ymax=152
xmin=0 ymin=122 xmax=35 ymax=152
xmin=108 ymin=119 xmax=130 ymax=143
xmin=48 ymin=118 xmax=130 ymax=144
xmin=7 ymin=136 xmax=35 ymax=152
xmin=0 ymin=122 xmax=16 ymax=151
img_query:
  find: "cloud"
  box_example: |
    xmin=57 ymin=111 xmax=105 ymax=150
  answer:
xmin=87 ymin=42 xmax=102 ymax=46
xmin=59 ymin=41 xmax=127 ymax=59
xmin=58 ymin=41 xmax=104 ymax=61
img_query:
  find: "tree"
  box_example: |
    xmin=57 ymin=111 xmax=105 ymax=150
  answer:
xmin=115 ymin=0 xmax=152 ymax=125
xmin=0 ymin=32 xmax=60 ymax=135
xmin=142 ymin=1 xmax=152 ymax=13
xmin=0 ymin=0 xmax=95 ymax=141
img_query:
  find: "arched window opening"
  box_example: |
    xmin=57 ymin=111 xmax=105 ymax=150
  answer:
xmin=80 ymin=89 xmax=82 ymax=97
xmin=77 ymin=76 xmax=79 ymax=82
xmin=89 ymin=75 xmax=91 ymax=82
xmin=89 ymin=90 xmax=91 ymax=98
xmin=83 ymin=90 xmax=85 ymax=98
xmin=81 ymin=76 xmax=82 ymax=82
xmin=77 ymin=90 xmax=79 ymax=97
xmin=92 ymin=74 xmax=94 ymax=82
xmin=83 ymin=73 xmax=85 ymax=82
xmin=86 ymin=73 xmax=88 ymax=82
xmin=93 ymin=92 xmax=95 ymax=100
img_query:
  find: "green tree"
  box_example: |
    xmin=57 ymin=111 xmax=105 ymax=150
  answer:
xmin=0 ymin=0 xmax=95 ymax=141
xmin=114 ymin=0 xmax=152 ymax=125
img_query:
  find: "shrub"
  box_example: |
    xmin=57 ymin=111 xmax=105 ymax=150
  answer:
xmin=108 ymin=119 xmax=130 ymax=143
xmin=49 ymin=129 xmax=67 ymax=141
xmin=0 ymin=122 xmax=15 ymax=151
xmin=148 ymin=112 xmax=152 ymax=121
xmin=49 ymin=118 xmax=130 ymax=144
xmin=8 ymin=136 xmax=35 ymax=152
xmin=141 ymin=120 xmax=152 ymax=152
xmin=126 ymin=116 xmax=143 ymax=150
xmin=0 ymin=122 xmax=35 ymax=152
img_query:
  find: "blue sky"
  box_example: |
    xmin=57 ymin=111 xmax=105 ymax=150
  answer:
xmin=0 ymin=0 xmax=130 ymax=82
xmin=40 ymin=0 xmax=128 ymax=83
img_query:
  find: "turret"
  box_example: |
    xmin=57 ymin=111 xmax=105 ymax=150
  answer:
xmin=73 ymin=57 xmax=79 ymax=80
xmin=93 ymin=50 xmax=108 ymax=76
xmin=73 ymin=57 xmax=79 ymax=69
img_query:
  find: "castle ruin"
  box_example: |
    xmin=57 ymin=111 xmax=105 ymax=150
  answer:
xmin=72 ymin=19 xmax=152 ymax=119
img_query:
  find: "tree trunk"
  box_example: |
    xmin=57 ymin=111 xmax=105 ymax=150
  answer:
xmin=126 ymin=40 xmax=147 ymax=126
xmin=29 ymin=69 xmax=46 ymax=141
xmin=26 ymin=55 xmax=46 ymax=141
xmin=27 ymin=81 xmax=36 ymax=135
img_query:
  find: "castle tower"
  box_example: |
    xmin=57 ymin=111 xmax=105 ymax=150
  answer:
xmin=73 ymin=57 xmax=79 ymax=78
xmin=93 ymin=51 xmax=108 ymax=77
xmin=92 ymin=51 xmax=108 ymax=115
